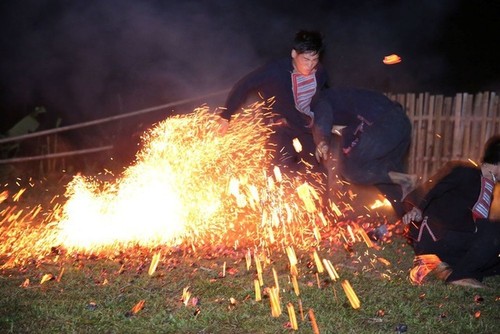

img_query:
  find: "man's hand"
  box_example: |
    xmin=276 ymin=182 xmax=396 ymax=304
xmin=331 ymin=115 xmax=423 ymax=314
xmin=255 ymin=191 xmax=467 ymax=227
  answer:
xmin=402 ymin=207 xmax=423 ymax=225
xmin=216 ymin=117 xmax=229 ymax=136
xmin=315 ymin=141 xmax=329 ymax=162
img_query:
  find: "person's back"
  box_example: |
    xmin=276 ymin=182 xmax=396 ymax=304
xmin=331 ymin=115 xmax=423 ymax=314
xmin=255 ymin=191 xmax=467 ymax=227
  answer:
xmin=312 ymin=87 xmax=415 ymax=217
xmin=312 ymin=88 xmax=402 ymax=137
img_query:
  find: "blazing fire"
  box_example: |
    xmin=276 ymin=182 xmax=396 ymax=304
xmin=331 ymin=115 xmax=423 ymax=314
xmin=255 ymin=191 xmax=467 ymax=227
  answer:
xmin=1 ymin=101 xmax=343 ymax=266
xmin=56 ymin=102 xmax=330 ymax=252
xmin=0 ymin=99 xmax=415 ymax=331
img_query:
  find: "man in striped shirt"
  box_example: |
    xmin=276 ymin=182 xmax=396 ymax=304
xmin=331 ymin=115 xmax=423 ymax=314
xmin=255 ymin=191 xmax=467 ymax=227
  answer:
xmin=219 ymin=30 xmax=330 ymax=184
xmin=403 ymin=135 xmax=500 ymax=288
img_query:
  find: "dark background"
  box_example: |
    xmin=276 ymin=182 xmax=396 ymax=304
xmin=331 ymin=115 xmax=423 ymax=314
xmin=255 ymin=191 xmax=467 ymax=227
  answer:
xmin=0 ymin=0 xmax=499 ymax=163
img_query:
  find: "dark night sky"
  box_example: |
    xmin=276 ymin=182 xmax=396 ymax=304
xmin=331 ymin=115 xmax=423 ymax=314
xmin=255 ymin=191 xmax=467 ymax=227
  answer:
xmin=0 ymin=0 xmax=499 ymax=129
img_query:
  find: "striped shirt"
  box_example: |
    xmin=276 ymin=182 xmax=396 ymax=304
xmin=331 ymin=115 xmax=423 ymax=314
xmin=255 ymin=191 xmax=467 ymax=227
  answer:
xmin=472 ymin=176 xmax=494 ymax=219
xmin=291 ymin=71 xmax=317 ymax=121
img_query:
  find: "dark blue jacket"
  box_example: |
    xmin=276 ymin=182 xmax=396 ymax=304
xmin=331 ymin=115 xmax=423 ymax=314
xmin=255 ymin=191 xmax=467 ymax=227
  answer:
xmin=221 ymin=58 xmax=329 ymax=133
xmin=312 ymin=87 xmax=404 ymax=148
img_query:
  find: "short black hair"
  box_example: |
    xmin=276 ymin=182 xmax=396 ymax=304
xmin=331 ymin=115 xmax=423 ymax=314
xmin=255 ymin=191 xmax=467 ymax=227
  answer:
xmin=292 ymin=30 xmax=324 ymax=54
xmin=482 ymin=135 xmax=500 ymax=164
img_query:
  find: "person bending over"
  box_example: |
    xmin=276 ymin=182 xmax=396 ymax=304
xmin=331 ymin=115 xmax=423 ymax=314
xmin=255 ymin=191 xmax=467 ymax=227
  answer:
xmin=312 ymin=87 xmax=416 ymax=218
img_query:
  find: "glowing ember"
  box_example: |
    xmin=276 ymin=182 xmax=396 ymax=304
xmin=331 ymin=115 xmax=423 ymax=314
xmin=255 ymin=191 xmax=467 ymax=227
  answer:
xmin=128 ymin=300 xmax=145 ymax=316
xmin=0 ymin=190 xmax=8 ymax=204
xmin=383 ymin=54 xmax=402 ymax=65
xmin=409 ymin=254 xmax=441 ymax=285
xmin=292 ymin=137 xmax=302 ymax=153
xmin=370 ymin=197 xmax=392 ymax=209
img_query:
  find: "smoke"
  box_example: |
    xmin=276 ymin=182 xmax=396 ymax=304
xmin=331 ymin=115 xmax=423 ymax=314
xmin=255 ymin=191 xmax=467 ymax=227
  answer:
xmin=0 ymin=0 xmax=265 ymax=124
xmin=0 ymin=0 xmax=497 ymax=127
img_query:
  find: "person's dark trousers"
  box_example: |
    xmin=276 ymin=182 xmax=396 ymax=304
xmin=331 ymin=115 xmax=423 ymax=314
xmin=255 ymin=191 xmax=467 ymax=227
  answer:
xmin=446 ymin=219 xmax=500 ymax=281
xmin=413 ymin=219 xmax=500 ymax=281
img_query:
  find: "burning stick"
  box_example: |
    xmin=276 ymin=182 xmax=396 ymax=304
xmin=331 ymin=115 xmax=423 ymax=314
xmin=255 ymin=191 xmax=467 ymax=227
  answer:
xmin=329 ymin=201 xmax=342 ymax=217
xmin=245 ymin=249 xmax=252 ymax=271
xmin=296 ymin=183 xmax=317 ymax=213
xmin=255 ymin=254 xmax=263 ymax=286
xmin=312 ymin=250 xmax=324 ymax=273
xmin=31 ymin=205 xmax=42 ymax=219
xmin=182 ymin=287 xmax=191 ymax=306
xmin=269 ymin=286 xmax=282 ymax=317
xmin=286 ymin=246 xmax=298 ymax=277
xmin=290 ymin=264 xmax=299 ymax=278
xmin=56 ymin=267 xmax=65 ymax=282
xmin=322 ymin=259 xmax=339 ymax=281
xmin=355 ymin=225 xmax=374 ymax=248
xmin=254 ymin=279 xmax=262 ymax=301
xmin=148 ymin=252 xmax=161 ymax=276
xmin=0 ymin=190 xmax=8 ymax=204
xmin=40 ymin=273 xmax=53 ymax=285
xmin=312 ymin=225 xmax=322 ymax=243
xmin=267 ymin=226 xmax=275 ymax=244
xmin=287 ymin=302 xmax=299 ymax=330
xmin=341 ymin=280 xmax=361 ymax=309
xmin=273 ymin=166 xmax=283 ymax=183
xmin=20 ymin=278 xmax=30 ymax=288
xmin=291 ymin=275 xmax=300 ymax=296
xmin=317 ymin=211 xmax=328 ymax=226
xmin=12 ymin=188 xmax=26 ymax=202
xmin=308 ymin=309 xmax=320 ymax=334
xmin=126 ymin=300 xmax=145 ymax=317
xmin=272 ymin=267 xmax=280 ymax=290
xmin=377 ymin=257 xmax=391 ymax=266
xmin=347 ymin=225 xmax=356 ymax=243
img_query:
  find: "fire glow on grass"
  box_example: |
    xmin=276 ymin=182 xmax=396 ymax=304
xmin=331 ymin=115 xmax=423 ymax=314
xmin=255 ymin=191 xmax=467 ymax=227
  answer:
xmin=1 ymin=100 xmax=333 ymax=266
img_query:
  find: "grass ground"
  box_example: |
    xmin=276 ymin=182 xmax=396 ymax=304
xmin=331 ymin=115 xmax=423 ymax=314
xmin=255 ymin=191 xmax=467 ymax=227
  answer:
xmin=1 ymin=179 xmax=499 ymax=334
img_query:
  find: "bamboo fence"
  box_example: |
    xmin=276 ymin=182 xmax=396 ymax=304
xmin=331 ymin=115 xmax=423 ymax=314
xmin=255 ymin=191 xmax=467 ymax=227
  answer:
xmin=2 ymin=90 xmax=499 ymax=183
xmin=387 ymin=91 xmax=500 ymax=181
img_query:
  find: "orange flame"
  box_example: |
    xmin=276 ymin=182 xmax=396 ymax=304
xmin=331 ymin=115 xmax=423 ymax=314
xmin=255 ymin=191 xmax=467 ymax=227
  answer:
xmin=1 ymin=102 xmax=332 ymax=267
xmin=383 ymin=54 xmax=402 ymax=65
xmin=409 ymin=254 xmax=441 ymax=285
